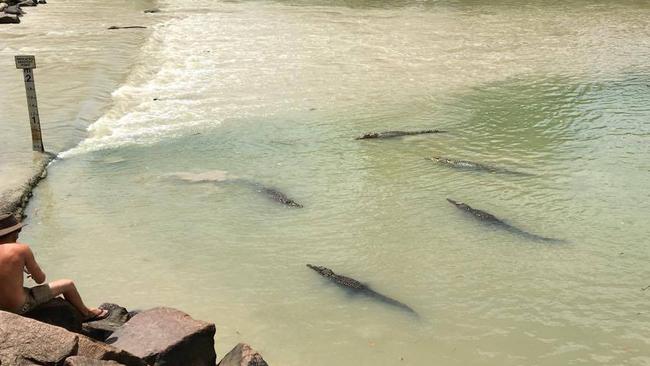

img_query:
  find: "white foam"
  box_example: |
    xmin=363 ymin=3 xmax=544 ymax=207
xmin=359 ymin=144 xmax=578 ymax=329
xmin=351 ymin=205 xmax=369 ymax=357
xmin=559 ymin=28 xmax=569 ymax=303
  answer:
xmin=58 ymin=17 xmax=230 ymax=157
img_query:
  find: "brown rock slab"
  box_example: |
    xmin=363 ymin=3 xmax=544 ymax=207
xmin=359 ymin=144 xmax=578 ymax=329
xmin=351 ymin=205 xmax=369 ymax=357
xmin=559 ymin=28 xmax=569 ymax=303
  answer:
xmin=106 ymin=307 xmax=216 ymax=366
xmin=0 ymin=13 xmax=20 ymax=23
xmin=218 ymin=343 xmax=269 ymax=366
xmin=23 ymin=297 xmax=84 ymax=332
xmin=77 ymin=334 xmax=147 ymax=366
xmin=0 ymin=310 xmax=79 ymax=365
xmin=65 ymin=356 xmax=126 ymax=366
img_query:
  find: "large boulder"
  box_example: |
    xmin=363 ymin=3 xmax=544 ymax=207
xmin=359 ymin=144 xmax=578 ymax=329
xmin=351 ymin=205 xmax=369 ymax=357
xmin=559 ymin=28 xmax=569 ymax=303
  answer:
xmin=218 ymin=343 xmax=269 ymax=366
xmin=106 ymin=307 xmax=216 ymax=366
xmin=23 ymin=297 xmax=84 ymax=332
xmin=4 ymin=4 xmax=24 ymax=15
xmin=0 ymin=13 xmax=20 ymax=23
xmin=76 ymin=335 xmax=147 ymax=366
xmin=65 ymin=356 xmax=126 ymax=366
xmin=82 ymin=303 xmax=131 ymax=341
xmin=0 ymin=311 xmax=79 ymax=365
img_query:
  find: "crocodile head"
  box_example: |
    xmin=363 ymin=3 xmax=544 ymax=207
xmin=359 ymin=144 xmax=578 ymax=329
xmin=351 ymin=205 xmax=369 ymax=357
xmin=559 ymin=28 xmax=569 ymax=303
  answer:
xmin=355 ymin=132 xmax=379 ymax=140
xmin=447 ymin=198 xmax=471 ymax=211
xmin=447 ymin=198 xmax=463 ymax=207
xmin=306 ymin=264 xmax=334 ymax=277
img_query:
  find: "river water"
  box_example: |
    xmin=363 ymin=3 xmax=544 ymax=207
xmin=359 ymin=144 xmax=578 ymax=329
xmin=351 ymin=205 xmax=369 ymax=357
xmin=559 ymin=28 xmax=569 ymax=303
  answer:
xmin=4 ymin=0 xmax=650 ymax=365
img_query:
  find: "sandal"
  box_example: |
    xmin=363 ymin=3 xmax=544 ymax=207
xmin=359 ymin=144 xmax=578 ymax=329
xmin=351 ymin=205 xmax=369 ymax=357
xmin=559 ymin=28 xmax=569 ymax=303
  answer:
xmin=83 ymin=308 xmax=110 ymax=322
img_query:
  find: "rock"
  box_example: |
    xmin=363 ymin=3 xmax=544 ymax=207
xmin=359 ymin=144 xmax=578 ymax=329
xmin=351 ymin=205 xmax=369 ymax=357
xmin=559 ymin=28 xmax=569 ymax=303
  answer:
xmin=0 ymin=310 xmax=79 ymax=365
xmin=101 ymin=302 xmax=132 ymax=322
xmin=218 ymin=344 xmax=269 ymax=366
xmin=65 ymin=356 xmax=126 ymax=366
xmin=106 ymin=307 xmax=216 ymax=366
xmin=37 ymin=0 xmax=45 ymax=3
xmin=0 ymin=3 xmax=7 ymax=10
xmin=16 ymin=360 xmax=41 ymax=366
xmin=4 ymin=4 xmax=24 ymax=14
xmin=143 ymin=8 xmax=159 ymax=13
xmin=18 ymin=0 xmax=35 ymax=6
xmin=82 ymin=303 xmax=131 ymax=342
xmin=23 ymin=297 xmax=84 ymax=333
xmin=77 ymin=334 xmax=147 ymax=366
xmin=127 ymin=309 xmax=141 ymax=318
xmin=0 ymin=13 xmax=20 ymax=23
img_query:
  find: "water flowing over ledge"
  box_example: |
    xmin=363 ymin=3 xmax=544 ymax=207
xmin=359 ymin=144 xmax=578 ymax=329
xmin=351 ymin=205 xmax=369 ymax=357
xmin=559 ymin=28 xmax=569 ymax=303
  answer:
xmin=0 ymin=0 xmax=159 ymax=214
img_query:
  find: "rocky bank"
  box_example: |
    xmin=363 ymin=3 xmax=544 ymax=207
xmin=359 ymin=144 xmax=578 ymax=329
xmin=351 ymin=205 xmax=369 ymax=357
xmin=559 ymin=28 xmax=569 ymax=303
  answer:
xmin=0 ymin=299 xmax=269 ymax=366
xmin=0 ymin=0 xmax=46 ymax=24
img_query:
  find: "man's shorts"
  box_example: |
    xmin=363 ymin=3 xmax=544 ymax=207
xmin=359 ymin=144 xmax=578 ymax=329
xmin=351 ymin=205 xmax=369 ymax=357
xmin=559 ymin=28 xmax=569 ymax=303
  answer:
xmin=19 ymin=284 xmax=54 ymax=314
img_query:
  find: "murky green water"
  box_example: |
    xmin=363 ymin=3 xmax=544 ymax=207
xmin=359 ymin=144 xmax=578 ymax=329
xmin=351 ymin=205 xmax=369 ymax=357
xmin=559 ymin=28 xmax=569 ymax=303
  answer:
xmin=7 ymin=0 xmax=650 ymax=365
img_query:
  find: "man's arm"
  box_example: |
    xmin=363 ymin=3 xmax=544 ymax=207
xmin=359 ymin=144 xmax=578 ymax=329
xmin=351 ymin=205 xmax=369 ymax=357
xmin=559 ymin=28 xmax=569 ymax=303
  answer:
xmin=21 ymin=244 xmax=46 ymax=284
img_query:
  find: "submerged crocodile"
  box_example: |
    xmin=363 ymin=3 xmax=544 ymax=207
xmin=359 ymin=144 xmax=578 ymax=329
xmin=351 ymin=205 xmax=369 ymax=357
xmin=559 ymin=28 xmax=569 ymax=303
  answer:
xmin=355 ymin=129 xmax=446 ymax=140
xmin=248 ymin=183 xmax=303 ymax=208
xmin=107 ymin=26 xmax=148 ymax=30
xmin=446 ymin=199 xmax=564 ymax=243
xmin=306 ymin=264 xmax=418 ymax=316
xmin=428 ymin=157 xmax=534 ymax=176
xmin=167 ymin=171 xmax=303 ymax=208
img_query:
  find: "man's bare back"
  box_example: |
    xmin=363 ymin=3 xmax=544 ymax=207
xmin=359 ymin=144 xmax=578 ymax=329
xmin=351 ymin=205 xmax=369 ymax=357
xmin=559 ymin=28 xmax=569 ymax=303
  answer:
xmin=0 ymin=243 xmax=36 ymax=312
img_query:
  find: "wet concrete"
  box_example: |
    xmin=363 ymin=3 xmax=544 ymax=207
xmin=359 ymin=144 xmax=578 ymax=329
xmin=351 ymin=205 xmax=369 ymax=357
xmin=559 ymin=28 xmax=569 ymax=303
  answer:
xmin=0 ymin=152 xmax=55 ymax=216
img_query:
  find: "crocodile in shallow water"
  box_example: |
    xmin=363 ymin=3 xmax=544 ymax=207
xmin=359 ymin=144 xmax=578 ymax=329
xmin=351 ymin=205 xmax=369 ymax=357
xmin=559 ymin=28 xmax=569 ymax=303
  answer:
xmin=167 ymin=171 xmax=303 ymax=208
xmin=428 ymin=157 xmax=534 ymax=176
xmin=355 ymin=129 xmax=445 ymax=140
xmin=107 ymin=26 xmax=147 ymax=30
xmin=446 ymin=198 xmax=564 ymax=243
xmin=247 ymin=182 xmax=303 ymax=208
xmin=306 ymin=264 xmax=418 ymax=316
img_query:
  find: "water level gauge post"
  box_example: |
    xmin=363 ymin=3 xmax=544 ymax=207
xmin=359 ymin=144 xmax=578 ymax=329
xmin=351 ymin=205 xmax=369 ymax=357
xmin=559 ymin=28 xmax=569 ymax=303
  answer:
xmin=15 ymin=55 xmax=44 ymax=153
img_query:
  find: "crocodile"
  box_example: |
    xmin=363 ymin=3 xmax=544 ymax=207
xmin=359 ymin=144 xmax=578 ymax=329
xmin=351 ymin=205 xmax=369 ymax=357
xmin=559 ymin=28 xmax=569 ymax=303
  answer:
xmin=167 ymin=171 xmax=303 ymax=208
xmin=355 ymin=129 xmax=446 ymax=140
xmin=428 ymin=157 xmax=534 ymax=176
xmin=447 ymin=198 xmax=564 ymax=243
xmin=107 ymin=26 xmax=147 ymax=30
xmin=307 ymin=264 xmax=417 ymax=316
xmin=250 ymin=183 xmax=303 ymax=208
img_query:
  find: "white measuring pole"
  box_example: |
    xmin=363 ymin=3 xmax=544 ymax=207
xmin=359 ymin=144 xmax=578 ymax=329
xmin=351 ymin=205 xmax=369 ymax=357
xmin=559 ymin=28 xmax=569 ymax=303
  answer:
xmin=15 ymin=55 xmax=44 ymax=153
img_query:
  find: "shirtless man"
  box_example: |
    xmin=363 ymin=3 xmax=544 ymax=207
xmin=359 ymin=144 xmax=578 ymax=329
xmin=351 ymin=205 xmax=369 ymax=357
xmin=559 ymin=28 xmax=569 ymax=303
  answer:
xmin=0 ymin=213 xmax=108 ymax=320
